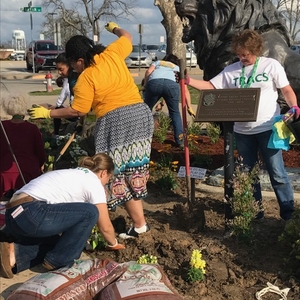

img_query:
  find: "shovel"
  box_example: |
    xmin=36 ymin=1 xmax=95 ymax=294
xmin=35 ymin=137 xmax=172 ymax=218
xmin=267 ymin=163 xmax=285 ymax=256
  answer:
xmin=53 ymin=116 xmax=85 ymax=170
xmin=178 ymin=59 xmax=192 ymax=208
xmin=54 ymin=131 xmax=76 ymax=169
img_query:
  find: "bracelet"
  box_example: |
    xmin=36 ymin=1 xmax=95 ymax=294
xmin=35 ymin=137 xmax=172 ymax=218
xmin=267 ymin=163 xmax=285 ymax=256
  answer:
xmin=107 ymin=238 xmax=118 ymax=247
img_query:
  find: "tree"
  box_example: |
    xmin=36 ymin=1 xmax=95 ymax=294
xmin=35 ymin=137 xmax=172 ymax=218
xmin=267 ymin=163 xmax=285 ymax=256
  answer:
xmin=41 ymin=0 xmax=136 ymax=45
xmin=273 ymin=0 xmax=300 ymax=42
xmin=154 ymin=0 xmax=186 ymax=66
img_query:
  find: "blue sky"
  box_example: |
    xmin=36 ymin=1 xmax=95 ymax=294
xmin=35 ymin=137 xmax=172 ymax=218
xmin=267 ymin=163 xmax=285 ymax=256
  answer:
xmin=0 ymin=0 xmax=166 ymax=47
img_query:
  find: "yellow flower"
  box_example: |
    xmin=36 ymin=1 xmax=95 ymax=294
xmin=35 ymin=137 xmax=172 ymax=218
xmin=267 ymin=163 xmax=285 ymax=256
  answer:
xmin=190 ymin=249 xmax=206 ymax=273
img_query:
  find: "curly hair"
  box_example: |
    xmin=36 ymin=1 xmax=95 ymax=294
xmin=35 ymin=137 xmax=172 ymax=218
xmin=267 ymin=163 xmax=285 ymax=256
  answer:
xmin=1 ymin=94 xmax=27 ymax=116
xmin=78 ymin=152 xmax=114 ymax=175
xmin=231 ymin=29 xmax=264 ymax=56
xmin=65 ymin=35 xmax=106 ymax=68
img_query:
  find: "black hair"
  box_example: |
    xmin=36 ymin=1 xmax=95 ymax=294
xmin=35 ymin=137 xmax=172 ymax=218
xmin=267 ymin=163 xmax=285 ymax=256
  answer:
xmin=162 ymin=54 xmax=179 ymax=65
xmin=55 ymin=52 xmax=69 ymax=65
xmin=56 ymin=76 xmax=64 ymax=88
xmin=65 ymin=35 xmax=106 ymax=68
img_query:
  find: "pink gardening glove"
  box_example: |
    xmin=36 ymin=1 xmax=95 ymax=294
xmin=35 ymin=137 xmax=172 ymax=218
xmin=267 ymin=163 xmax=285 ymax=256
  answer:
xmin=292 ymin=106 xmax=300 ymax=119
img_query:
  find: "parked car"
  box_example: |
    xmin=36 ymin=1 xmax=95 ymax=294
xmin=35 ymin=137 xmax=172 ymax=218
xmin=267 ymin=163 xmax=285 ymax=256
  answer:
xmin=143 ymin=44 xmax=160 ymax=60
xmin=9 ymin=51 xmax=25 ymax=61
xmin=290 ymin=45 xmax=300 ymax=54
xmin=154 ymin=44 xmax=198 ymax=67
xmin=125 ymin=45 xmax=153 ymax=68
xmin=15 ymin=53 xmax=25 ymax=61
xmin=26 ymin=40 xmax=64 ymax=73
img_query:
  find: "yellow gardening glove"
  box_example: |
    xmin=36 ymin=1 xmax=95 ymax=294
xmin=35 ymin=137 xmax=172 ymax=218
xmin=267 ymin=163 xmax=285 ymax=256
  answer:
xmin=187 ymin=107 xmax=196 ymax=118
xmin=28 ymin=105 xmax=51 ymax=119
xmin=105 ymin=22 xmax=120 ymax=33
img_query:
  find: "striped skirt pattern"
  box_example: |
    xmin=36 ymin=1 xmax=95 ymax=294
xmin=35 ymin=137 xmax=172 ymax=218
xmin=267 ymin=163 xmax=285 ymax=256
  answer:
xmin=94 ymin=103 xmax=154 ymax=210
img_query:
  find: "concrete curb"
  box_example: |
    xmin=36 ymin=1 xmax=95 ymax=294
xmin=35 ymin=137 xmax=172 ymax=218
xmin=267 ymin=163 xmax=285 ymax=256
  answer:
xmin=197 ymin=181 xmax=300 ymax=203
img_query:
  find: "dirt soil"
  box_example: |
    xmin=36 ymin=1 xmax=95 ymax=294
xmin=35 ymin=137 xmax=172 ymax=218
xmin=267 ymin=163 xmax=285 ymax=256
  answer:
xmin=94 ymin=134 xmax=300 ymax=300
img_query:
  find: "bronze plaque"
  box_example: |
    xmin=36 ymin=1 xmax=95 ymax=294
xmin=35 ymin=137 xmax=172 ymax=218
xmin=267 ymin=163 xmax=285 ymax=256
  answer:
xmin=195 ymin=88 xmax=261 ymax=122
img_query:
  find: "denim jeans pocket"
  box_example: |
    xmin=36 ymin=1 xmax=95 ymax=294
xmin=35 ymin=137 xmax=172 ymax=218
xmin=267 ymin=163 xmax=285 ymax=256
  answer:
xmin=8 ymin=205 xmax=39 ymax=236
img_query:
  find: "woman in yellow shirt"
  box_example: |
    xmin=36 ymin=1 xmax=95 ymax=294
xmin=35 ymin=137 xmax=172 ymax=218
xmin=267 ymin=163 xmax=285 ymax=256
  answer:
xmin=28 ymin=23 xmax=154 ymax=239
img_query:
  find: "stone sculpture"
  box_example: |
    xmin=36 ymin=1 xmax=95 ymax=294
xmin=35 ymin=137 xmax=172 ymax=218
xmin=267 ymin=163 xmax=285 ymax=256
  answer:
xmin=175 ymin=0 xmax=300 ymax=108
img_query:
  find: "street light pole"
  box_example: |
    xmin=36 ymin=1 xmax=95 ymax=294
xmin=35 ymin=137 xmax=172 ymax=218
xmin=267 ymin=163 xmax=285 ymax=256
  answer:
xmin=48 ymin=12 xmax=57 ymax=41
xmin=28 ymin=1 xmax=35 ymax=74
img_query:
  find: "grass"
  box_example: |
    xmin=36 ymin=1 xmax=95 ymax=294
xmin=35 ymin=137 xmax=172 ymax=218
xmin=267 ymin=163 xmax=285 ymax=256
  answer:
xmin=29 ymin=89 xmax=62 ymax=96
xmin=30 ymin=84 xmax=200 ymax=103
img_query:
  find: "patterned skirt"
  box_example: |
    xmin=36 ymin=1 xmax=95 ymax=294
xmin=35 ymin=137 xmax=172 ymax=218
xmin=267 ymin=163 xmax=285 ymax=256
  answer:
xmin=94 ymin=103 xmax=154 ymax=210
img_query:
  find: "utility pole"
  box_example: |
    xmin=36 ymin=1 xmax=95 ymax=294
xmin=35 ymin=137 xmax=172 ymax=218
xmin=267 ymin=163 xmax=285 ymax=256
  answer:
xmin=48 ymin=12 xmax=57 ymax=41
xmin=91 ymin=0 xmax=98 ymax=42
xmin=28 ymin=1 xmax=35 ymax=74
xmin=138 ymin=24 xmax=143 ymax=72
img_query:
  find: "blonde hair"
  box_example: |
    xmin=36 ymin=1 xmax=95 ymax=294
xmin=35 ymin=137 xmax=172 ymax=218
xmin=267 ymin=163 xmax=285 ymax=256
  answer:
xmin=1 ymin=94 xmax=28 ymax=116
xmin=78 ymin=153 xmax=115 ymax=174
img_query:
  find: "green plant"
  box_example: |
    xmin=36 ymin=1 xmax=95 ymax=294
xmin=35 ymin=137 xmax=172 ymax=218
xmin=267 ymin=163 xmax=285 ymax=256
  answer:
xmin=137 ymin=254 xmax=158 ymax=264
xmin=156 ymin=153 xmax=174 ymax=168
xmin=153 ymin=112 xmax=171 ymax=143
xmin=278 ymin=209 xmax=300 ymax=276
xmin=187 ymin=249 xmax=206 ymax=282
xmin=155 ymin=171 xmax=178 ymax=190
xmin=206 ymin=122 xmax=221 ymax=144
xmin=150 ymin=154 xmax=179 ymax=190
xmin=87 ymin=225 xmax=107 ymax=250
xmin=187 ymin=121 xmax=203 ymax=136
xmin=229 ymin=161 xmax=260 ymax=241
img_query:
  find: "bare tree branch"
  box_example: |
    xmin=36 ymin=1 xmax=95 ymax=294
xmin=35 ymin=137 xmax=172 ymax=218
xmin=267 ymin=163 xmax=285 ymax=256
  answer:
xmin=41 ymin=0 xmax=136 ymax=44
xmin=272 ymin=0 xmax=300 ymax=42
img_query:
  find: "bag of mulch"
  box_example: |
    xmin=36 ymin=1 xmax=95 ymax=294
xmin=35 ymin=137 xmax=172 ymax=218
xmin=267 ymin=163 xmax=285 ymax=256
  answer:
xmin=97 ymin=262 xmax=184 ymax=300
xmin=7 ymin=258 xmax=127 ymax=300
xmin=7 ymin=263 xmax=91 ymax=300
xmin=83 ymin=258 xmax=128 ymax=298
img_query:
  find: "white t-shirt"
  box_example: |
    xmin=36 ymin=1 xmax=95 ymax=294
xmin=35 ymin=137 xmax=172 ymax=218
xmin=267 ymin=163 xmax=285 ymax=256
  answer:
xmin=55 ymin=78 xmax=73 ymax=107
xmin=15 ymin=168 xmax=106 ymax=205
xmin=210 ymin=57 xmax=289 ymax=134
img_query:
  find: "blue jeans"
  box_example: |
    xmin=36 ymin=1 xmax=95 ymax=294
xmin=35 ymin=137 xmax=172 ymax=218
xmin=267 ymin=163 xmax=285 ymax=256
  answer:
xmin=235 ymin=130 xmax=294 ymax=220
xmin=5 ymin=201 xmax=98 ymax=273
xmin=144 ymin=79 xmax=183 ymax=146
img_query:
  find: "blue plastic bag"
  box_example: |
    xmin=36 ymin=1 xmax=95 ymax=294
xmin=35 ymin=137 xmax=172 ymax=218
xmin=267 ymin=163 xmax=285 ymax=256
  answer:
xmin=267 ymin=115 xmax=295 ymax=151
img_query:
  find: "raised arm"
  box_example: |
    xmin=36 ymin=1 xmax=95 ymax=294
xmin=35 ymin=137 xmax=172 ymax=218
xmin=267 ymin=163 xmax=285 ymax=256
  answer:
xmin=105 ymin=22 xmax=132 ymax=42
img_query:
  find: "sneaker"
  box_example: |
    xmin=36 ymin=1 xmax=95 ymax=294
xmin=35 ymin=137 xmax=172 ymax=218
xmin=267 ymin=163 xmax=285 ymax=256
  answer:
xmin=254 ymin=211 xmax=264 ymax=222
xmin=42 ymin=261 xmax=56 ymax=271
xmin=119 ymin=224 xmax=150 ymax=239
